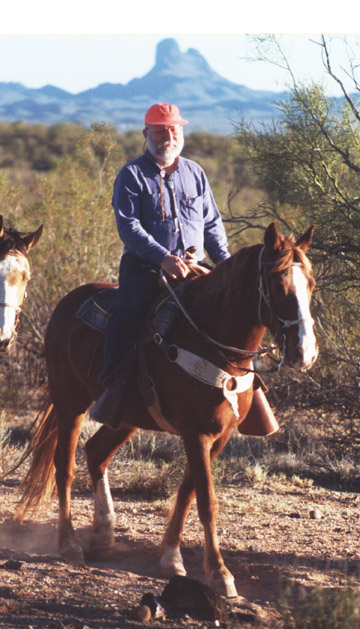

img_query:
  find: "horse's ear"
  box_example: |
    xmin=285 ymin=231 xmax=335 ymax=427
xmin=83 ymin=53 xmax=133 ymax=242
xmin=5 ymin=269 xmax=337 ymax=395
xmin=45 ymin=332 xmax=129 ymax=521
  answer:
xmin=0 ymin=216 xmax=3 ymax=239
xmin=22 ymin=225 xmax=43 ymax=251
xmin=264 ymin=221 xmax=281 ymax=251
xmin=296 ymin=225 xmax=315 ymax=252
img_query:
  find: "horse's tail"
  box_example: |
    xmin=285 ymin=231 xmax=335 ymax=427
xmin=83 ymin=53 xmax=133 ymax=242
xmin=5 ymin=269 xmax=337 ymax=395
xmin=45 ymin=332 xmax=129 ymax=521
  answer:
xmin=15 ymin=385 xmax=58 ymax=523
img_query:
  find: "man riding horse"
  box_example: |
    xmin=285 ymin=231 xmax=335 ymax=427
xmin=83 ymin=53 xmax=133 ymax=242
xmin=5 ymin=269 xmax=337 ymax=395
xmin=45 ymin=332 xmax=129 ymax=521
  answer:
xmin=90 ymin=103 xmax=275 ymax=433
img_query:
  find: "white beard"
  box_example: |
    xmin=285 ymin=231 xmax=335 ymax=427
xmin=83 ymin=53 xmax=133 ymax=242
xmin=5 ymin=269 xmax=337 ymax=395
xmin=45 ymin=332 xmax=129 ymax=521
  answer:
xmin=147 ymin=135 xmax=184 ymax=164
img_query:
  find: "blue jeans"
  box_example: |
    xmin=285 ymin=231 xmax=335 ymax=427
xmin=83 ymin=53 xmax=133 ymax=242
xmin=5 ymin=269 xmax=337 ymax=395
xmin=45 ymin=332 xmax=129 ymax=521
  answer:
xmin=99 ymin=253 xmax=160 ymax=385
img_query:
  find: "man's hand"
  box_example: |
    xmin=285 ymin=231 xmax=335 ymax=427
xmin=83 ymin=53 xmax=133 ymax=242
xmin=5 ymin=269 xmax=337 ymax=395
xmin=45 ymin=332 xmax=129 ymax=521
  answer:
xmin=161 ymin=253 xmax=190 ymax=280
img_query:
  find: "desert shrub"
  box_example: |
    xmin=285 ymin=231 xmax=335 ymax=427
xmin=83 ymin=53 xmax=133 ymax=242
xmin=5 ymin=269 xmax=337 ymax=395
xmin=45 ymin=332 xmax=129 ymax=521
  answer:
xmin=74 ymin=424 xmax=186 ymax=499
xmin=230 ymin=37 xmax=360 ymax=431
xmin=0 ymin=126 xmax=124 ymax=405
xmin=279 ymin=580 xmax=360 ymax=628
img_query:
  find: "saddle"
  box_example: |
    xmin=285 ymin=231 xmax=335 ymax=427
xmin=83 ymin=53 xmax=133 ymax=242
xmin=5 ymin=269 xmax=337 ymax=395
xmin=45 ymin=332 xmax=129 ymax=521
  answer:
xmin=75 ymin=283 xmax=181 ymax=339
xmin=75 ymin=253 xmax=208 ymax=336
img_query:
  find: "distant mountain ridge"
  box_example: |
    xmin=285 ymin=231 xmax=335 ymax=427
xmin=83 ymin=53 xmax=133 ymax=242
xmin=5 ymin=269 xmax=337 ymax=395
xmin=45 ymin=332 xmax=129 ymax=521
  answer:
xmin=0 ymin=38 xmax=288 ymax=134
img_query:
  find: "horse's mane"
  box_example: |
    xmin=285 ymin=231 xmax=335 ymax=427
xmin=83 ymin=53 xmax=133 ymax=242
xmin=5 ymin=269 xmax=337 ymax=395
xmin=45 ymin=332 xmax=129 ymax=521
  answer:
xmin=186 ymin=242 xmax=262 ymax=312
xmin=185 ymin=233 xmax=314 ymax=312
xmin=0 ymin=220 xmax=29 ymax=256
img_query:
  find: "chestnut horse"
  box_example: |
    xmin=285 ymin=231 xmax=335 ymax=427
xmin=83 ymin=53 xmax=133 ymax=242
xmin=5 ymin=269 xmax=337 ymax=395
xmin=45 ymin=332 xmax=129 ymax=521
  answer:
xmin=17 ymin=222 xmax=317 ymax=598
xmin=0 ymin=216 xmax=42 ymax=352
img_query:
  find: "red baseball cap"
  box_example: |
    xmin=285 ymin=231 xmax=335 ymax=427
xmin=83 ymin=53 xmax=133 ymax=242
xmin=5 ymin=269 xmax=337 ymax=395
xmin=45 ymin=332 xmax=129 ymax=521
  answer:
xmin=144 ymin=103 xmax=188 ymax=126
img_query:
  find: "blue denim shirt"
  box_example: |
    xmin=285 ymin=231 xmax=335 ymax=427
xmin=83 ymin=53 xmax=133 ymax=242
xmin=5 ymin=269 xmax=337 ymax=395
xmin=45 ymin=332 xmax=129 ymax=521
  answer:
xmin=112 ymin=150 xmax=230 ymax=266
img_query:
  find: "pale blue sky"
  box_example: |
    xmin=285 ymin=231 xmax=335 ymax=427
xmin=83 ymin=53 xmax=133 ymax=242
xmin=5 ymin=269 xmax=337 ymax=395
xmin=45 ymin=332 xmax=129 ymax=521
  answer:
xmin=2 ymin=2 xmax=359 ymax=96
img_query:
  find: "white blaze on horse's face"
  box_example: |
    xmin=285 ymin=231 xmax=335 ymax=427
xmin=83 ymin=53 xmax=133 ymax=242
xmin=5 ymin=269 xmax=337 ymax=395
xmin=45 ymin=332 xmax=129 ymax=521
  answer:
xmin=0 ymin=253 xmax=30 ymax=349
xmin=291 ymin=265 xmax=318 ymax=369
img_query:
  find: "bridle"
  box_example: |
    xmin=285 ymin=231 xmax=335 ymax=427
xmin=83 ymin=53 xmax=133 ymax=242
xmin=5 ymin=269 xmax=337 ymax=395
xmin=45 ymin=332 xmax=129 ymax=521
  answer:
xmin=257 ymin=246 xmax=314 ymax=370
xmin=0 ymin=302 xmax=23 ymax=350
xmin=257 ymin=246 xmax=306 ymax=329
xmin=0 ymin=255 xmax=29 ymax=349
xmin=157 ymin=245 xmax=312 ymax=373
xmin=0 ymin=302 xmax=22 ymax=314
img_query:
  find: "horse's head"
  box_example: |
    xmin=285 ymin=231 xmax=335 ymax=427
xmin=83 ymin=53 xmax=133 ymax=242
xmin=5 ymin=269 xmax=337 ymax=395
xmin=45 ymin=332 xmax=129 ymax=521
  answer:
xmin=0 ymin=216 xmax=43 ymax=351
xmin=259 ymin=222 xmax=318 ymax=371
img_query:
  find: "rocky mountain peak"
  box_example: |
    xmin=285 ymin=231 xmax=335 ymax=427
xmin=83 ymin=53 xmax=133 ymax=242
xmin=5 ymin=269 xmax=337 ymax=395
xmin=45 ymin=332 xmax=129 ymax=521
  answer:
xmin=0 ymin=38 xmax=286 ymax=133
xmin=155 ymin=38 xmax=182 ymax=69
xmin=153 ymin=38 xmax=215 ymax=79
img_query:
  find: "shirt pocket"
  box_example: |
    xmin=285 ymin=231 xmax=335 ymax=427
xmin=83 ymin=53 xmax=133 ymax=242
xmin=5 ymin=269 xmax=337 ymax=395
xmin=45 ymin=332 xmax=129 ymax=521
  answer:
xmin=140 ymin=191 xmax=163 ymax=222
xmin=184 ymin=194 xmax=203 ymax=221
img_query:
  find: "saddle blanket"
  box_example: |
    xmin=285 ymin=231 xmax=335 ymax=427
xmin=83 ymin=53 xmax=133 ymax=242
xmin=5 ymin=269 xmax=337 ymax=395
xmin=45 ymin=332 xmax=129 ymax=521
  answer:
xmin=75 ymin=286 xmax=180 ymax=338
xmin=76 ymin=287 xmax=118 ymax=333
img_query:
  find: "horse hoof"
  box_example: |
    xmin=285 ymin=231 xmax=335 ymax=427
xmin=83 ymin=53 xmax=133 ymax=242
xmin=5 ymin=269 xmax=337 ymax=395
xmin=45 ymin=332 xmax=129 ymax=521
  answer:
xmin=60 ymin=543 xmax=85 ymax=565
xmin=89 ymin=529 xmax=114 ymax=551
xmin=161 ymin=562 xmax=187 ymax=578
xmin=208 ymin=570 xmax=238 ymax=598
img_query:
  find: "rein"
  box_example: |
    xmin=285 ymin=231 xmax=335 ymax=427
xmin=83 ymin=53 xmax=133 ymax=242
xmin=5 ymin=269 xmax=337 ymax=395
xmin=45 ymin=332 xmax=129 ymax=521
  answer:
xmin=159 ymin=269 xmax=275 ymax=364
xmin=158 ymin=245 xmax=309 ymax=374
xmin=144 ymin=243 xmax=311 ymax=428
xmin=158 ymin=251 xmax=281 ymax=374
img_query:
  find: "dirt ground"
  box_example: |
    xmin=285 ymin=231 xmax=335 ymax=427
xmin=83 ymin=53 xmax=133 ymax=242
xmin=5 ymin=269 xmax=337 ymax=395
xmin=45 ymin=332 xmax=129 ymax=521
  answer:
xmin=1 ymin=447 xmax=359 ymax=629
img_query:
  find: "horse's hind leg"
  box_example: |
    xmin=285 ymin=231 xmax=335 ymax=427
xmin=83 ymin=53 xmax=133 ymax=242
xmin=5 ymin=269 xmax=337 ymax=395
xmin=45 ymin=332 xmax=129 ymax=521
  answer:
xmin=54 ymin=412 xmax=85 ymax=562
xmin=85 ymin=423 xmax=138 ymax=551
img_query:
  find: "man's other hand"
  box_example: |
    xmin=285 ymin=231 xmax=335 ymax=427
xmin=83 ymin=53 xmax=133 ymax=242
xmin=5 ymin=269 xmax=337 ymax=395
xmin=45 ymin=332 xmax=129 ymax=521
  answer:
xmin=161 ymin=254 xmax=190 ymax=280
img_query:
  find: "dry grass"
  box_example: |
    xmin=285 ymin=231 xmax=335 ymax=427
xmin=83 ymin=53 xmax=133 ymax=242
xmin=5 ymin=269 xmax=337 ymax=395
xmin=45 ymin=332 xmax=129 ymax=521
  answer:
xmin=279 ymin=580 xmax=360 ymax=628
xmin=74 ymin=418 xmax=186 ymax=499
xmin=2 ymin=404 xmax=359 ymax=498
xmin=1 ymin=408 xmax=360 ymax=628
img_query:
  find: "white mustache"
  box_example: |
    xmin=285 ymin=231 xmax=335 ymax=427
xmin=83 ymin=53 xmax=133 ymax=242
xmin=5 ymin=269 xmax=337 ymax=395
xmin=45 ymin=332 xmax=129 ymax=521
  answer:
xmin=158 ymin=141 xmax=175 ymax=148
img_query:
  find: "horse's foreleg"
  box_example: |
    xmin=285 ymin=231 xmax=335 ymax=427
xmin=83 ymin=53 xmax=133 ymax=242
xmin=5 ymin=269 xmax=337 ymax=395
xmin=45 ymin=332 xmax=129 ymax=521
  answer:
xmin=160 ymin=463 xmax=195 ymax=577
xmin=85 ymin=424 xmax=138 ymax=551
xmin=54 ymin=413 xmax=85 ymax=562
xmin=183 ymin=432 xmax=237 ymax=598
